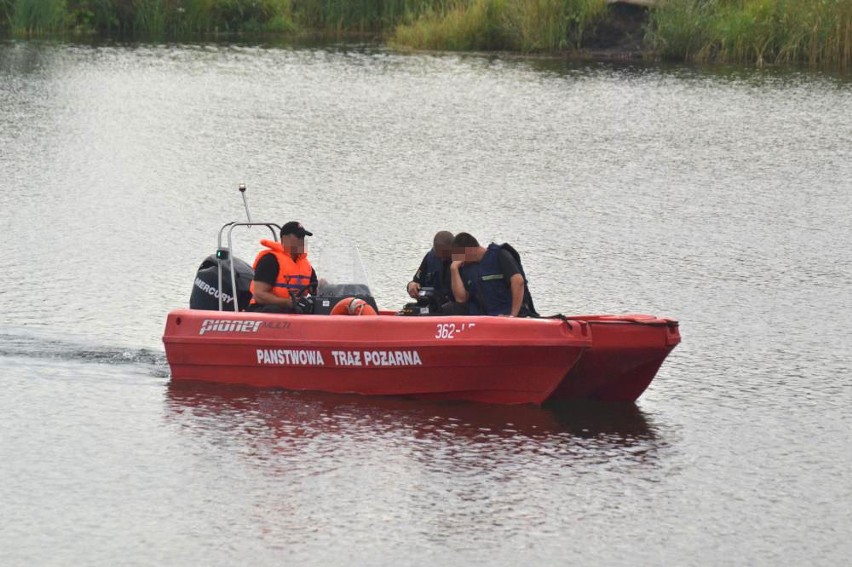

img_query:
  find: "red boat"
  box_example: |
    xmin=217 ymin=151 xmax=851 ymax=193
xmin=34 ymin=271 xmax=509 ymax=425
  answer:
xmin=165 ymin=310 xmax=594 ymax=404
xmin=553 ymin=314 xmax=680 ymax=402
xmin=162 ymin=218 xmax=680 ymax=405
xmin=163 ymin=310 xmax=678 ymax=405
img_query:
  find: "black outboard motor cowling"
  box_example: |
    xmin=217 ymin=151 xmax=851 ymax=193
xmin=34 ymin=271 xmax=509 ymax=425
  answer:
xmin=189 ymin=254 xmax=254 ymax=311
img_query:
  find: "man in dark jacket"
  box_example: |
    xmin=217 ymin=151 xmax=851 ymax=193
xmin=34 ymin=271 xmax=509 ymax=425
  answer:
xmin=407 ymin=231 xmax=454 ymax=306
xmin=450 ymin=232 xmax=536 ymax=318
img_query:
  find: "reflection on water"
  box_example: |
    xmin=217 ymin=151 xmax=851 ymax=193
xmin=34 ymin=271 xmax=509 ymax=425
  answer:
xmin=163 ymin=383 xmax=668 ymax=558
xmin=165 ymin=382 xmax=662 ymax=471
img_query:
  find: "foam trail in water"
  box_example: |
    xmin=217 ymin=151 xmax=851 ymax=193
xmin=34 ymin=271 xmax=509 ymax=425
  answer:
xmin=0 ymin=327 xmax=169 ymax=376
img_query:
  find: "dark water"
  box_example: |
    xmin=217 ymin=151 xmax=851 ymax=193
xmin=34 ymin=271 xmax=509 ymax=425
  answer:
xmin=1 ymin=40 xmax=851 ymax=565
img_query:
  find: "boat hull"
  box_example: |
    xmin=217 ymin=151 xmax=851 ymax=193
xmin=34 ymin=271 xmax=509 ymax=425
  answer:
xmin=163 ymin=310 xmax=592 ymax=405
xmin=546 ymin=315 xmax=681 ymax=403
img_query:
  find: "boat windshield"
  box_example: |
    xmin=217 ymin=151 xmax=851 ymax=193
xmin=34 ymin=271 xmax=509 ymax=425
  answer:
xmin=310 ymin=239 xmax=372 ymax=297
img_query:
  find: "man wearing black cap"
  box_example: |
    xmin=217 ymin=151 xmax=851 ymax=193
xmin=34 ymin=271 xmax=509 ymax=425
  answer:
xmin=248 ymin=221 xmax=318 ymax=313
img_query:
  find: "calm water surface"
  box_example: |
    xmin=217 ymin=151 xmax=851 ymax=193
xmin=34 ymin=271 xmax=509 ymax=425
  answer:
xmin=1 ymin=40 xmax=851 ymax=565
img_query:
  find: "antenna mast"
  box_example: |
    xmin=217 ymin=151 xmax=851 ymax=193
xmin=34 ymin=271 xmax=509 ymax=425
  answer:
xmin=239 ymin=183 xmax=252 ymax=222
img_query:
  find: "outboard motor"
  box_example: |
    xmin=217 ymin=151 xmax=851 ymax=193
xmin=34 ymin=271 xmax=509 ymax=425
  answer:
xmin=400 ymin=287 xmax=442 ymax=316
xmin=189 ymin=253 xmax=254 ymax=311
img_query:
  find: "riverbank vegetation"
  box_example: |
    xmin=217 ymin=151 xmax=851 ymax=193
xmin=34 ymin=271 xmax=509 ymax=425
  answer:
xmin=390 ymin=0 xmax=610 ymax=52
xmin=1 ymin=0 xmax=850 ymax=69
xmin=647 ymin=0 xmax=852 ymax=68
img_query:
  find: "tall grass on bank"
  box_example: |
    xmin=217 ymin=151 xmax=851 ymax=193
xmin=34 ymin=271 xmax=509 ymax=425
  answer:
xmin=10 ymin=0 xmax=66 ymax=33
xmin=0 ymin=0 xmax=454 ymax=35
xmin=1 ymin=0 xmax=297 ymax=34
xmin=647 ymin=0 xmax=852 ymax=68
xmin=3 ymin=0 xmax=851 ymax=69
xmin=293 ymin=0 xmax=456 ymax=33
xmin=512 ymin=0 xmax=608 ymax=50
xmin=390 ymin=0 xmax=608 ymax=51
xmin=0 ymin=0 xmax=609 ymax=49
xmin=389 ymin=0 xmax=509 ymax=51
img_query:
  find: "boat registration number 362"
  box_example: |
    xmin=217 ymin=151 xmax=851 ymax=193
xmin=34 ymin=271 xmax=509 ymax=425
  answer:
xmin=435 ymin=322 xmax=475 ymax=339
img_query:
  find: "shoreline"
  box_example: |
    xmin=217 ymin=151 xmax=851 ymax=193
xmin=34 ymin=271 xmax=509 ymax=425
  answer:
xmin=2 ymin=0 xmax=849 ymax=71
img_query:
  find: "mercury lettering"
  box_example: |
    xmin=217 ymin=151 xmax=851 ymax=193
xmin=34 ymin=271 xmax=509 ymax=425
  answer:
xmin=194 ymin=277 xmax=233 ymax=303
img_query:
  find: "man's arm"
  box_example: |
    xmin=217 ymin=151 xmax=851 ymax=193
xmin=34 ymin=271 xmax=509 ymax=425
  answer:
xmin=252 ymin=255 xmax=293 ymax=308
xmin=450 ymin=261 xmax=469 ymax=303
xmin=498 ymin=249 xmax=524 ymax=317
xmin=252 ymin=281 xmax=294 ymax=309
xmin=407 ymin=254 xmax=429 ymax=298
xmin=508 ymin=274 xmax=525 ymax=317
xmin=309 ymin=268 xmax=318 ymax=295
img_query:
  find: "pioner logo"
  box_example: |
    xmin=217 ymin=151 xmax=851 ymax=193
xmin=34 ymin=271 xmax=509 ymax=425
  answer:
xmin=199 ymin=319 xmax=262 ymax=335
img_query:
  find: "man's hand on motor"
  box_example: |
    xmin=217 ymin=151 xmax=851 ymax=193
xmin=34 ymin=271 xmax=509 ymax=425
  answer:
xmin=293 ymin=296 xmax=315 ymax=314
xmin=407 ymin=281 xmax=421 ymax=298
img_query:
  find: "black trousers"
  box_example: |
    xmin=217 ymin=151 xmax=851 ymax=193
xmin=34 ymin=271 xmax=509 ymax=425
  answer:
xmin=246 ymin=303 xmax=294 ymax=314
xmin=439 ymin=301 xmax=470 ymax=315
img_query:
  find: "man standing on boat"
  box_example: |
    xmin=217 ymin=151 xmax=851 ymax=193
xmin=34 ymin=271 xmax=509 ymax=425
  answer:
xmin=407 ymin=231 xmax=455 ymax=311
xmin=247 ymin=221 xmax=318 ymax=313
xmin=450 ymin=233 xmax=536 ymax=318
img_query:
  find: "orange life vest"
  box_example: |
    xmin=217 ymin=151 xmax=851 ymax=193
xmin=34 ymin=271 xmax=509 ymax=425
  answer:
xmin=249 ymin=239 xmax=314 ymax=304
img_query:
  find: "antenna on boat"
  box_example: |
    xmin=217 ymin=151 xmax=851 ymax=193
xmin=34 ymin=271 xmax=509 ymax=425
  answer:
xmin=239 ymin=183 xmax=252 ymax=223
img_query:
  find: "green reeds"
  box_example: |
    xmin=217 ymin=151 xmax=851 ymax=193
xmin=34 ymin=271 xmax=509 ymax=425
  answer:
xmin=2 ymin=0 xmax=13 ymax=29
xmin=8 ymin=0 xmax=296 ymax=34
xmin=293 ymin=0 xmax=455 ymax=34
xmin=390 ymin=0 xmax=510 ymax=51
xmin=4 ymin=0 xmax=850 ymax=69
xmin=3 ymin=0 xmax=448 ymax=35
xmin=648 ymin=0 xmax=852 ymax=68
xmin=390 ymin=0 xmax=608 ymax=51
xmin=11 ymin=0 xmax=66 ymax=33
xmin=506 ymin=0 xmax=608 ymax=51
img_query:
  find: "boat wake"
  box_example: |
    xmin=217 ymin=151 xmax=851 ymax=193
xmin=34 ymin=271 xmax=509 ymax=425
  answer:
xmin=0 ymin=328 xmax=169 ymax=377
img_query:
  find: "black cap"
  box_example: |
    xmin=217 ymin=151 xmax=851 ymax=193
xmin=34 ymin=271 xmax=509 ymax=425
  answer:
xmin=281 ymin=221 xmax=313 ymax=238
